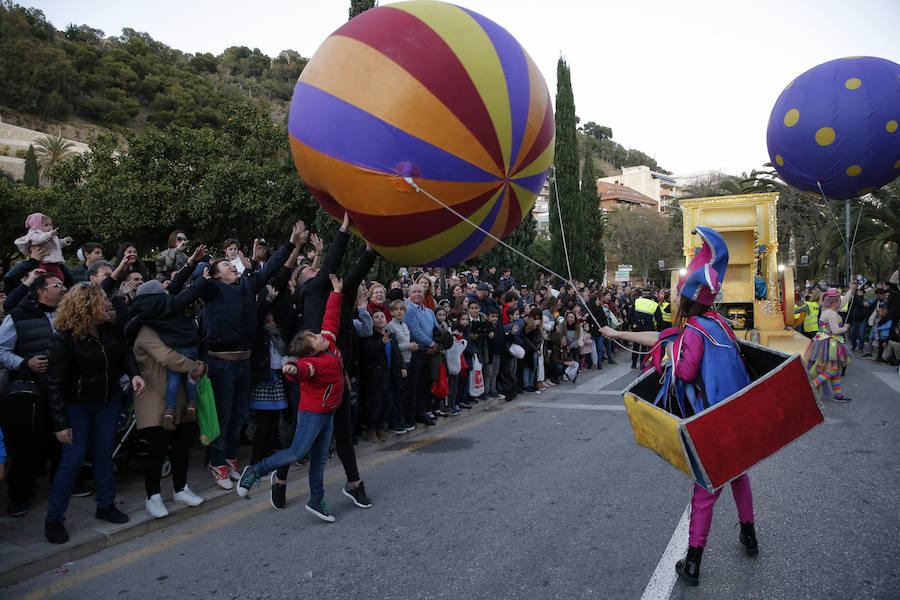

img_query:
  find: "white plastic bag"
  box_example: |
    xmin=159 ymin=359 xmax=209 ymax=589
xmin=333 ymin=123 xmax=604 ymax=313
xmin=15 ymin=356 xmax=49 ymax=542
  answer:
xmin=468 ymin=354 xmax=485 ymax=396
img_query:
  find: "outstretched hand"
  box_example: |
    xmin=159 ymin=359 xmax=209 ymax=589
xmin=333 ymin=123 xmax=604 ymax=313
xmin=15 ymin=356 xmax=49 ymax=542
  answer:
xmin=290 ymin=220 xmax=309 ymax=246
xmin=188 ymin=244 xmax=208 ymax=264
xmin=310 ymin=233 xmax=323 ymax=254
xmin=330 ymin=273 xmax=343 ymax=292
xmin=600 ymin=326 xmax=618 ymax=339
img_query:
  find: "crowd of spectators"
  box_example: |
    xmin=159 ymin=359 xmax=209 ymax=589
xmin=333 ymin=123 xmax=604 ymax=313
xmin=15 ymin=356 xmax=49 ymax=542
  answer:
xmin=1 ymin=212 xmax=897 ymax=541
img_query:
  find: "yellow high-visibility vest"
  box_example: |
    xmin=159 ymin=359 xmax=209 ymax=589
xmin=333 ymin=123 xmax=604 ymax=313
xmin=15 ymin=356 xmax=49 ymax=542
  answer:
xmin=660 ymin=301 xmax=672 ymax=323
xmin=802 ymin=301 xmax=820 ymax=332
xmin=634 ymin=297 xmax=658 ymax=315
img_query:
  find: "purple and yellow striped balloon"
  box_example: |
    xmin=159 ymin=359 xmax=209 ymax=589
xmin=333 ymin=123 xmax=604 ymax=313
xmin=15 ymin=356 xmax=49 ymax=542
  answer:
xmin=288 ymin=0 xmax=555 ymax=266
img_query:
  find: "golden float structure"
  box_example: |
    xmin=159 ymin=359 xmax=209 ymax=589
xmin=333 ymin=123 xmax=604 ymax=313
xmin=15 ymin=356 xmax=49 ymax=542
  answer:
xmin=671 ymin=192 xmax=809 ymax=354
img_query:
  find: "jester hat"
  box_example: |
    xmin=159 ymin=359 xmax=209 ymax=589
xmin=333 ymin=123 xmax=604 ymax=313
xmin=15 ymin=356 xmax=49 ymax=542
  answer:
xmin=677 ymin=227 xmax=729 ymax=307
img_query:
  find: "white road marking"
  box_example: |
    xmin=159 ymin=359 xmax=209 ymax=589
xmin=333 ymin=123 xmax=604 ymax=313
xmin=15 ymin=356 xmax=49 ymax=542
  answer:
xmin=516 ymin=401 xmax=626 ymax=411
xmin=872 ymin=371 xmax=900 ymax=395
xmin=641 ymin=503 xmax=691 ymax=600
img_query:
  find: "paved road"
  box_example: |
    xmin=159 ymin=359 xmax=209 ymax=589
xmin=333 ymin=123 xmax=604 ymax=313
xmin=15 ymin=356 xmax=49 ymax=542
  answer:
xmin=5 ymin=358 xmax=899 ymax=600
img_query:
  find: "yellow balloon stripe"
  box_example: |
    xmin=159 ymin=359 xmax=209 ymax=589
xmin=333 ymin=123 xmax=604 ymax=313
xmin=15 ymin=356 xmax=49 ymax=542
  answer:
xmin=395 ymin=1 xmax=512 ymax=172
xmin=302 ymin=35 xmax=502 ymax=178
xmin=513 ymin=138 xmax=555 ymax=180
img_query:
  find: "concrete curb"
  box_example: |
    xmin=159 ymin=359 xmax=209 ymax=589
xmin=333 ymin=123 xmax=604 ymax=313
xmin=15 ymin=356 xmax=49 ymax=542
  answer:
xmin=0 ymin=395 xmax=515 ymax=587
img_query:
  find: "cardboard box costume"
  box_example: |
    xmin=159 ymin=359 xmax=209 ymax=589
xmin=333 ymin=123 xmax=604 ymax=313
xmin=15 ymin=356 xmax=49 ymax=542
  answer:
xmin=624 ymin=340 xmax=823 ymax=492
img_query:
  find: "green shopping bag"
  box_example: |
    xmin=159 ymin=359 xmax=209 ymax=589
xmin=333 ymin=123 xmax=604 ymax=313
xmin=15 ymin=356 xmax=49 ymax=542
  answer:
xmin=195 ymin=375 xmax=219 ymax=446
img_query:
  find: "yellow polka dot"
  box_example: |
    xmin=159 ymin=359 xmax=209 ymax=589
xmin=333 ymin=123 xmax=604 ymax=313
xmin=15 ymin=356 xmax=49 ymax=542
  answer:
xmin=844 ymin=56 xmax=864 ymax=59
xmin=894 ymin=159 xmax=900 ymax=169
xmin=845 ymin=165 xmax=862 ymax=176
xmin=887 ymin=120 xmax=898 ymax=133
xmin=775 ymin=154 xmax=784 ymax=166
xmin=805 ymin=191 xmax=822 ymax=198
xmin=815 ymin=127 xmax=835 ymax=146
xmin=784 ymin=109 xmax=800 ymax=127
xmin=845 ymin=78 xmax=861 ymax=90
xmin=857 ymin=187 xmax=875 ymax=196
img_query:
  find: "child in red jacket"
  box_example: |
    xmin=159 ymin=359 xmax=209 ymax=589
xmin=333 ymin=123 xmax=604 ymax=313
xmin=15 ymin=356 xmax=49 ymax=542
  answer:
xmin=237 ymin=275 xmax=344 ymax=522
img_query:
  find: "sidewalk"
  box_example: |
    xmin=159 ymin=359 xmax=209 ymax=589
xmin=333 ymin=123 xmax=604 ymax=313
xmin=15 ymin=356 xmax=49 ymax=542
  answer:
xmin=0 ymin=398 xmax=501 ymax=587
xmin=0 ymin=362 xmax=627 ymax=588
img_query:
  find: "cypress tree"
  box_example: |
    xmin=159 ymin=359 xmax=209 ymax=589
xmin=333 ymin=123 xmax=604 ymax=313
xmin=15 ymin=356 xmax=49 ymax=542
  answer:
xmin=349 ymin=0 xmax=376 ymax=19
xmin=23 ymin=144 xmax=39 ymax=187
xmin=549 ymin=58 xmax=581 ymax=281
xmin=581 ymin=150 xmax=605 ymax=281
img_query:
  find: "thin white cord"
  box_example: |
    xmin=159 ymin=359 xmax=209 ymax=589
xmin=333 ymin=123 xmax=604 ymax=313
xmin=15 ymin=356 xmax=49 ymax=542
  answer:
xmin=405 ymin=176 xmax=614 ymax=338
xmin=550 ymin=165 xmax=574 ymax=283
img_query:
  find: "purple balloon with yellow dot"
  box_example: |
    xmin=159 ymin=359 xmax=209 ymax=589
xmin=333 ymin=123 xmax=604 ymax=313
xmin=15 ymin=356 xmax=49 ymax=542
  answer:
xmin=766 ymin=56 xmax=900 ymax=200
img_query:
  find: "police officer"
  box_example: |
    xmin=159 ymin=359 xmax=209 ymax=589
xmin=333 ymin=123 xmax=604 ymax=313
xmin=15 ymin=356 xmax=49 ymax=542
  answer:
xmin=628 ymin=289 xmax=659 ymax=368
xmin=801 ymin=288 xmax=821 ymax=339
xmin=655 ymin=290 xmax=673 ymax=331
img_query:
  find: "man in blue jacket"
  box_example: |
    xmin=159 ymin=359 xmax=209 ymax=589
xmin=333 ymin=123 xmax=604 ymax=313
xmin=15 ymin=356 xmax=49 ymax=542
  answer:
xmin=405 ymin=284 xmax=439 ymax=426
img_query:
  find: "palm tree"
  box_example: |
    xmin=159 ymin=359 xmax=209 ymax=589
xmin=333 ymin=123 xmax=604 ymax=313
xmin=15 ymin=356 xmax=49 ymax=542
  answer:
xmin=33 ymin=134 xmax=75 ymax=181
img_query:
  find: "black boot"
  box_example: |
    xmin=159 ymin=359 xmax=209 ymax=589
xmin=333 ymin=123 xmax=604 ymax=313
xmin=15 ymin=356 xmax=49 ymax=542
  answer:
xmin=739 ymin=521 xmax=759 ymax=556
xmin=675 ymin=545 xmax=703 ymax=586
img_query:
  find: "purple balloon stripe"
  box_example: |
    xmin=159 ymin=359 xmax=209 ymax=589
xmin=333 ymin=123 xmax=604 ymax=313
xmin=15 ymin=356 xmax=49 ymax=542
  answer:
xmin=289 ymin=81 xmax=500 ymax=184
xmin=427 ymin=186 xmax=506 ymax=266
xmin=512 ymin=168 xmax=552 ymax=196
xmin=459 ymin=7 xmax=530 ymax=175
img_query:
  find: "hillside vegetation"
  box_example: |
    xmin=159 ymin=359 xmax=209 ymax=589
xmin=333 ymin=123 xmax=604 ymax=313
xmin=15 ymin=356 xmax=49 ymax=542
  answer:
xmin=0 ymin=1 xmax=304 ymax=130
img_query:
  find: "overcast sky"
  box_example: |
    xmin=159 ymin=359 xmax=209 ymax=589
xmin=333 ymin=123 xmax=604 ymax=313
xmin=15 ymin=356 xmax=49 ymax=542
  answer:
xmin=31 ymin=0 xmax=900 ymax=175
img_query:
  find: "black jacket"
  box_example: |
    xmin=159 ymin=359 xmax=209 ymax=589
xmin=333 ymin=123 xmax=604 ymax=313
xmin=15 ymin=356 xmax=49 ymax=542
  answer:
xmin=125 ymin=270 xmax=202 ymax=348
xmin=358 ymin=332 xmax=403 ymax=387
xmin=46 ymin=325 xmax=140 ymax=432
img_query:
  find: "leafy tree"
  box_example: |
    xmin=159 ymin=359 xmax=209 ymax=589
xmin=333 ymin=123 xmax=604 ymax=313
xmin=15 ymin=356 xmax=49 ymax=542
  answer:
xmin=50 ymin=103 xmax=317 ymax=256
xmin=22 ymin=144 xmax=38 ymax=187
xmin=604 ymin=206 xmax=681 ymax=286
xmin=550 ymin=57 xmax=583 ymax=281
xmin=350 ymin=0 xmax=377 ymax=19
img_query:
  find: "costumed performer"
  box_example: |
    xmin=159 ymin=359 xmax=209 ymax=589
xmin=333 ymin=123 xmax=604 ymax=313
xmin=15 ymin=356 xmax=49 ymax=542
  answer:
xmin=804 ymin=285 xmax=855 ymax=402
xmin=601 ymin=226 xmax=758 ymax=586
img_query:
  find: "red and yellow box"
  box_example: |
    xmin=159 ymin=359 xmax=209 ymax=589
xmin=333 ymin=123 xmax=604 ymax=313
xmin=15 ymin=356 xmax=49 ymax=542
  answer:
xmin=623 ymin=341 xmax=823 ymax=491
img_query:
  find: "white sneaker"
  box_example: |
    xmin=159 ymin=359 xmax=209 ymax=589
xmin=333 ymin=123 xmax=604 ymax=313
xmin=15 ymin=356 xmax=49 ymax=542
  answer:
xmin=225 ymin=459 xmax=241 ymax=481
xmin=145 ymin=493 xmax=169 ymax=518
xmin=209 ymin=463 xmax=234 ymax=490
xmin=173 ymin=485 xmax=204 ymax=507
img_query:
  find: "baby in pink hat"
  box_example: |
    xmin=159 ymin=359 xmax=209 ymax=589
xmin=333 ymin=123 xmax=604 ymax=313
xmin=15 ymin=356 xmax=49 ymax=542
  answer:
xmin=14 ymin=212 xmax=73 ymax=282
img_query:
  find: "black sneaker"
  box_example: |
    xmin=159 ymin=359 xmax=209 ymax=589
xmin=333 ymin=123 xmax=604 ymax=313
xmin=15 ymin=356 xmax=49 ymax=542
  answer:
xmin=95 ymin=504 xmax=129 ymax=524
xmin=236 ymin=465 xmax=261 ymax=498
xmin=45 ymin=520 xmax=69 ymax=544
xmin=832 ymin=395 xmax=852 ymax=403
xmin=416 ymin=415 xmax=436 ymax=426
xmin=389 ymin=424 xmax=407 ymax=435
xmin=342 ymin=482 xmax=372 ymax=508
xmin=9 ymin=499 xmax=29 ymax=517
xmin=404 ymin=423 xmax=417 ymax=432
xmin=305 ymin=499 xmax=335 ymax=522
xmin=270 ymin=472 xmax=286 ymax=510
xmin=458 ymin=401 xmax=472 ymax=409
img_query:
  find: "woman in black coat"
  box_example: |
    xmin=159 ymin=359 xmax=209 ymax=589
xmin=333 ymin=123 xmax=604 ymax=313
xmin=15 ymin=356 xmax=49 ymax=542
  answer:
xmin=44 ymin=282 xmax=145 ymax=544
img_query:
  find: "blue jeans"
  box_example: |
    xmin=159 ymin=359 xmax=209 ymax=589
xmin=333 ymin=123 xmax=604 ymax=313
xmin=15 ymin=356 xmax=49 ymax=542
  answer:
xmin=46 ymin=395 xmax=121 ymax=522
xmin=165 ymin=346 xmax=199 ymax=411
xmin=849 ymin=321 xmax=866 ymax=351
xmin=253 ymin=410 xmax=334 ymax=502
xmin=593 ymin=335 xmax=605 ymax=364
xmin=206 ymin=355 xmax=251 ymax=466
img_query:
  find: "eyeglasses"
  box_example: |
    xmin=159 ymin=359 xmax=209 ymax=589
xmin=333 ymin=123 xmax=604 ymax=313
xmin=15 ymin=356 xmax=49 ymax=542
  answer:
xmin=176 ymin=236 xmax=187 ymax=241
xmin=42 ymin=282 xmax=65 ymax=289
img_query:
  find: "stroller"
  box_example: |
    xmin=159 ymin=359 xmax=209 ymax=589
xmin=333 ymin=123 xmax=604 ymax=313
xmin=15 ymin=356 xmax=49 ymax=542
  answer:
xmin=111 ymin=389 xmax=171 ymax=478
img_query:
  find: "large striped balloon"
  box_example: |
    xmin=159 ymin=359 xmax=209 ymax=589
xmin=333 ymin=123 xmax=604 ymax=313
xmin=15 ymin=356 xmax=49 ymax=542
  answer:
xmin=288 ymin=1 xmax=555 ymax=266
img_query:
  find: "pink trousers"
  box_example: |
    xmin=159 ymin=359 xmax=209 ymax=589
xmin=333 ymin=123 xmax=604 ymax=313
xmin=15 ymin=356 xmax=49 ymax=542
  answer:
xmin=688 ymin=473 xmax=754 ymax=547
